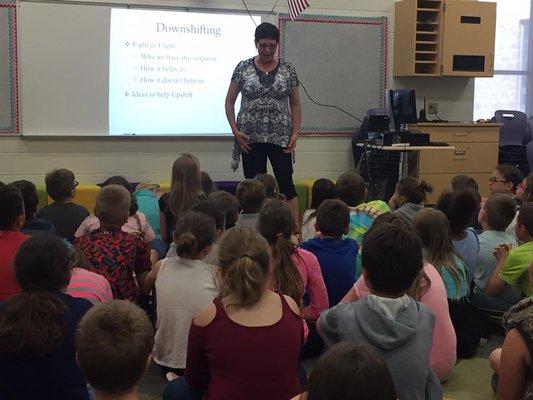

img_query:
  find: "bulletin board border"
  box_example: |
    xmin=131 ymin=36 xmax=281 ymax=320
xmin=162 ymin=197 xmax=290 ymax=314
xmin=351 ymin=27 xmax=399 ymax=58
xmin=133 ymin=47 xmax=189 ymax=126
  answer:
xmin=0 ymin=1 xmax=19 ymax=135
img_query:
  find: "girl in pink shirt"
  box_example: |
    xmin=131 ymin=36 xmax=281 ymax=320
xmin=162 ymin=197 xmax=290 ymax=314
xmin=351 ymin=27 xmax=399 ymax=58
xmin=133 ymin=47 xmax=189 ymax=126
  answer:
xmin=258 ymin=199 xmax=329 ymax=321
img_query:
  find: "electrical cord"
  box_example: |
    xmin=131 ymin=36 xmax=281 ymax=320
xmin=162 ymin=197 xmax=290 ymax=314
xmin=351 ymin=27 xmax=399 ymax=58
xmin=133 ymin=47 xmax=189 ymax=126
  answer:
xmin=299 ymin=80 xmax=364 ymax=124
xmin=241 ymin=0 xmax=257 ymax=26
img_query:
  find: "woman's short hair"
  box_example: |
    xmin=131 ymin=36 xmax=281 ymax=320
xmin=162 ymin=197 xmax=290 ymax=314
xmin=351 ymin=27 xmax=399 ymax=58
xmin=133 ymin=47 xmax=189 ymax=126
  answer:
xmin=255 ymin=22 xmax=280 ymax=43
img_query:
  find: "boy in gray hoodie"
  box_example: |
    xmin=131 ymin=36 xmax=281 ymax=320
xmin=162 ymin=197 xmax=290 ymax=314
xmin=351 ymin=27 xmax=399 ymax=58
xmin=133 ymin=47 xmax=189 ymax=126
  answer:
xmin=318 ymin=223 xmax=442 ymax=400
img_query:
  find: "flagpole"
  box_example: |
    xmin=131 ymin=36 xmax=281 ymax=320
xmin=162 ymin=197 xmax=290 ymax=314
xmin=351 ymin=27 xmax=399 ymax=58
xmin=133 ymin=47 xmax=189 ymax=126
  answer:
xmin=270 ymin=0 xmax=279 ymax=13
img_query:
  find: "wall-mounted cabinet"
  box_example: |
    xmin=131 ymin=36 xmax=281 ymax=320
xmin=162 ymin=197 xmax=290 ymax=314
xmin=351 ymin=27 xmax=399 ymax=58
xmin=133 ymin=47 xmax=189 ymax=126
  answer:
xmin=393 ymin=0 xmax=496 ymax=77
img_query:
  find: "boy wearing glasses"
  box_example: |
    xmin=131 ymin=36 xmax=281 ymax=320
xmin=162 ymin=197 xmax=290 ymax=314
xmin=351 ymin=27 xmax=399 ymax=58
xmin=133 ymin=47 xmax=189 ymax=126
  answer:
xmin=38 ymin=168 xmax=89 ymax=243
xmin=489 ymin=164 xmax=523 ymax=196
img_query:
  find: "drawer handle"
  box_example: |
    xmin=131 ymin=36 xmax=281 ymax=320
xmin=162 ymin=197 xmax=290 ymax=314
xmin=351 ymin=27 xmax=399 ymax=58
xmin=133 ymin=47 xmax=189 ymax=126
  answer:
xmin=454 ymin=149 xmax=467 ymax=160
xmin=454 ymin=132 xmax=469 ymax=137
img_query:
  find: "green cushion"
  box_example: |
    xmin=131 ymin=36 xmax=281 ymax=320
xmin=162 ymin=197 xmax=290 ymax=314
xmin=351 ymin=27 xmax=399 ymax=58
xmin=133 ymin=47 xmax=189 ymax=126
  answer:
xmin=36 ymin=184 xmax=48 ymax=209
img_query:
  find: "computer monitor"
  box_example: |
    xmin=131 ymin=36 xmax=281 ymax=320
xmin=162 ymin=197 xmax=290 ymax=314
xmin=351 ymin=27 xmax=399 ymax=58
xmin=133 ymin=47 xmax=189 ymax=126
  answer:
xmin=389 ymin=89 xmax=417 ymax=131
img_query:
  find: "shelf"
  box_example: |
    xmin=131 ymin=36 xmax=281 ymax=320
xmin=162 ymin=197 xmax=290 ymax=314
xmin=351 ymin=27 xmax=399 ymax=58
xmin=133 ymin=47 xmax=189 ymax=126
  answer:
xmin=415 ymin=60 xmax=438 ymax=64
xmin=416 ymin=30 xmax=438 ymax=34
xmin=417 ymin=8 xmax=440 ymax=12
xmin=417 ymin=21 xmax=439 ymax=25
xmin=416 ymin=51 xmax=438 ymax=54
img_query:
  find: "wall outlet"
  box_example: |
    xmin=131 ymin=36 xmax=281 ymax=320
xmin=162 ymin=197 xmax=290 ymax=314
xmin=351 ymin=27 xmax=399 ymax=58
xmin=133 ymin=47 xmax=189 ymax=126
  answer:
xmin=428 ymin=103 xmax=438 ymax=115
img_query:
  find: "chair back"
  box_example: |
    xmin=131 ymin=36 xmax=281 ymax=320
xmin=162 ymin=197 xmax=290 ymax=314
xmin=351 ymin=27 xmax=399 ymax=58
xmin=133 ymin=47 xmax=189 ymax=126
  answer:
xmin=494 ymin=110 xmax=529 ymax=146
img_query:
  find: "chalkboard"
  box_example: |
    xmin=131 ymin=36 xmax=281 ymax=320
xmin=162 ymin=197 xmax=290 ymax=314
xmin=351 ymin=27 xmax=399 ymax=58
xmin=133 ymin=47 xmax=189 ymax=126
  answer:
xmin=279 ymin=14 xmax=388 ymax=136
xmin=0 ymin=0 xmax=18 ymax=135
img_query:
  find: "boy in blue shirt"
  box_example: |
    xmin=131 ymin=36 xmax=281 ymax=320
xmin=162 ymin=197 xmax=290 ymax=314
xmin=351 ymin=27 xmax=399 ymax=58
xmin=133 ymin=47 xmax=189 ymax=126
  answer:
xmin=301 ymin=199 xmax=358 ymax=307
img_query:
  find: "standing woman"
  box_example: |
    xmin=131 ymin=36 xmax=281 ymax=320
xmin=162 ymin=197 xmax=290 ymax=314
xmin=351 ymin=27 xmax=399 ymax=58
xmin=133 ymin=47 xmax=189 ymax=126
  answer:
xmin=225 ymin=22 xmax=302 ymax=222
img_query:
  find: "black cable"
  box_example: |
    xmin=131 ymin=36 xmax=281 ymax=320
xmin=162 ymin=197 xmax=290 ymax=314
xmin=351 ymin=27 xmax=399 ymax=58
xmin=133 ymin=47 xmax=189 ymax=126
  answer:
xmin=241 ymin=0 xmax=257 ymax=26
xmin=299 ymin=80 xmax=364 ymax=124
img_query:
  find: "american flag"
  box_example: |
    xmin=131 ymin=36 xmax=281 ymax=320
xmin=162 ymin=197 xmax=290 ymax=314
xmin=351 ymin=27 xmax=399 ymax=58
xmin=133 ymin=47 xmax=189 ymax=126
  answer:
xmin=287 ymin=0 xmax=309 ymax=20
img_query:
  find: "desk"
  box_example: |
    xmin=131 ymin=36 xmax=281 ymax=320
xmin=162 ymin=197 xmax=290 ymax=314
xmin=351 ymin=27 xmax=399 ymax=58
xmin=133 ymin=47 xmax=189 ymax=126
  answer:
xmin=358 ymin=144 xmax=456 ymax=203
xmin=408 ymin=123 xmax=501 ymax=202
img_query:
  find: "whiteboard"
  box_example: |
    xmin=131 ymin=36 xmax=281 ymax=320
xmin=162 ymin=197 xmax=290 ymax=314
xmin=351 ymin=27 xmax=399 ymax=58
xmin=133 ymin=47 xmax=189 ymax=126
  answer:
xmin=16 ymin=1 xmax=274 ymax=136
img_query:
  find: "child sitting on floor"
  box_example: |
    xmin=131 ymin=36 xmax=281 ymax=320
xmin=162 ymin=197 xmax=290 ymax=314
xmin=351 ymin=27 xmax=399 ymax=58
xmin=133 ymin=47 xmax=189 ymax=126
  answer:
xmin=388 ymin=177 xmax=432 ymax=225
xmin=153 ymin=211 xmax=218 ymax=376
xmin=258 ymin=199 xmax=328 ymax=322
xmin=0 ymin=235 xmax=93 ymax=400
xmin=485 ymin=203 xmax=533 ymax=299
xmin=437 ymin=189 xmax=480 ymax=283
xmin=75 ymin=185 xmax=152 ymax=303
xmin=318 ymin=223 xmax=442 ymax=399
xmin=208 ymin=190 xmax=240 ymax=230
xmin=163 ymin=227 xmax=303 ymax=400
xmin=413 ymin=208 xmax=490 ymax=359
xmin=301 ymin=178 xmax=336 ymax=242
xmin=76 ymin=300 xmax=154 ymax=400
xmin=0 ymin=185 xmax=29 ymax=301
xmin=341 ymin=212 xmax=456 ymax=382
xmin=38 ymin=168 xmax=89 ymax=243
xmin=472 ymin=193 xmax=519 ymax=315
xmin=235 ymin=179 xmax=266 ymax=229
xmin=336 ymin=172 xmax=390 ymax=246
xmin=292 ymin=343 xmax=397 ymax=400
xmin=255 ymin=173 xmax=285 ymax=200
xmin=301 ymin=199 xmax=357 ymax=307
xmin=10 ymin=180 xmax=55 ymax=235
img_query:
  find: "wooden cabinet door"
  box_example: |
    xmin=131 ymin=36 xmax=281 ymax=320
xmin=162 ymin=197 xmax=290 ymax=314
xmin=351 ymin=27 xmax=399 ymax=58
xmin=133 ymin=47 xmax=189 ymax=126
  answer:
xmin=441 ymin=1 xmax=496 ymax=76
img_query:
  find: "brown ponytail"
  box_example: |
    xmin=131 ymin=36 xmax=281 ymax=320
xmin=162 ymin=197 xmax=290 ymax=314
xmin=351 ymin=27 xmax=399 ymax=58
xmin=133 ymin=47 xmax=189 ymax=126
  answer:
xmin=397 ymin=177 xmax=433 ymax=204
xmin=0 ymin=235 xmax=70 ymax=356
xmin=258 ymin=199 xmax=303 ymax=304
xmin=173 ymin=211 xmax=216 ymax=259
xmin=218 ymin=227 xmax=270 ymax=308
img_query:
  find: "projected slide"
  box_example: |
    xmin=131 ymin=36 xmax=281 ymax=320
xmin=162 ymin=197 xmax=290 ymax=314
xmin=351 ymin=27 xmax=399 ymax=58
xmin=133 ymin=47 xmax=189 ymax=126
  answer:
xmin=109 ymin=9 xmax=259 ymax=136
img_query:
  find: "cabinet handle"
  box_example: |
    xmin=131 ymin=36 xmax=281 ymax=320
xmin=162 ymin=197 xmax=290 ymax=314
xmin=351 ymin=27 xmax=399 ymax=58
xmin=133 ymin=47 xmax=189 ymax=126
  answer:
xmin=454 ymin=132 xmax=469 ymax=137
xmin=454 ymin=149 xmax=467 ymax=160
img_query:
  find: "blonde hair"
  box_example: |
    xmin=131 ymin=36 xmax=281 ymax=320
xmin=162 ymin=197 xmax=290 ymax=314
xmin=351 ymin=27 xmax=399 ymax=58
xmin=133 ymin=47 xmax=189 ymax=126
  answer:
xmin=412 ymin=208 xmax=465 ymax=296
xmin=168 ymin=153 xmax=203 ymax=220
xmin=218 ymin=227 xmax=271 ymax=308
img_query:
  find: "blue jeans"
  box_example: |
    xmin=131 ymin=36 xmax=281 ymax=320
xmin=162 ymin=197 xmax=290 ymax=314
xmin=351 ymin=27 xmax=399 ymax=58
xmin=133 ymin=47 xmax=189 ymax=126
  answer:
xmin=470 ymin=293 xmax=515 ymax=313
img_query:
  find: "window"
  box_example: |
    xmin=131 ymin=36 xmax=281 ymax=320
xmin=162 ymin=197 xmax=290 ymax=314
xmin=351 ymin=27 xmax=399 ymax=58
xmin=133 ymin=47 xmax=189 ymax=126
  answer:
xmin=473 ymin=0 xmax=531 ymax=120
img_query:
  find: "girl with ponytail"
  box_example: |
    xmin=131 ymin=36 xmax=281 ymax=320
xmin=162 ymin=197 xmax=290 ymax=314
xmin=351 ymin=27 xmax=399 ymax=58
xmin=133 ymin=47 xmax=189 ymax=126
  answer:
xmin=388 ymin=177 xmax=433 ymax=225
xmin=162 ymin=227 xmax=303 ymax=400
xmin=153 ymin=211 xmax=218 ymax=375
xmin=258 ymin=199 xmax=329 ymax=321
xmin=0 ymin=235 xmax=93 ymax=400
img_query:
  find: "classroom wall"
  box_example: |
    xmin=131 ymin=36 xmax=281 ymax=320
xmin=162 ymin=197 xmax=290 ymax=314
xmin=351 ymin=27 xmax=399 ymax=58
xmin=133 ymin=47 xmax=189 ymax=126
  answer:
xmin=0 ymin=0 xmax=474 ymax=185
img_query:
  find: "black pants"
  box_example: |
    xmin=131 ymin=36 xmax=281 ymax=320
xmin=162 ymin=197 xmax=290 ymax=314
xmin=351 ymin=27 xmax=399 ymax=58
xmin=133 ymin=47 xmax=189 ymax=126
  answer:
xmin=242 ymin=142 xmax=297 ymax=200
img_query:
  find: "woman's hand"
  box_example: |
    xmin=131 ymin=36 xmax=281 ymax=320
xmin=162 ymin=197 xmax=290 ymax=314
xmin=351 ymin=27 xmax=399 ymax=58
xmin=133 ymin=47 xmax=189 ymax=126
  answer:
xmin=234 ymin=131 xmax=251 ymax=153
xmin=284 ymin=133 xmax=298 ymax=153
